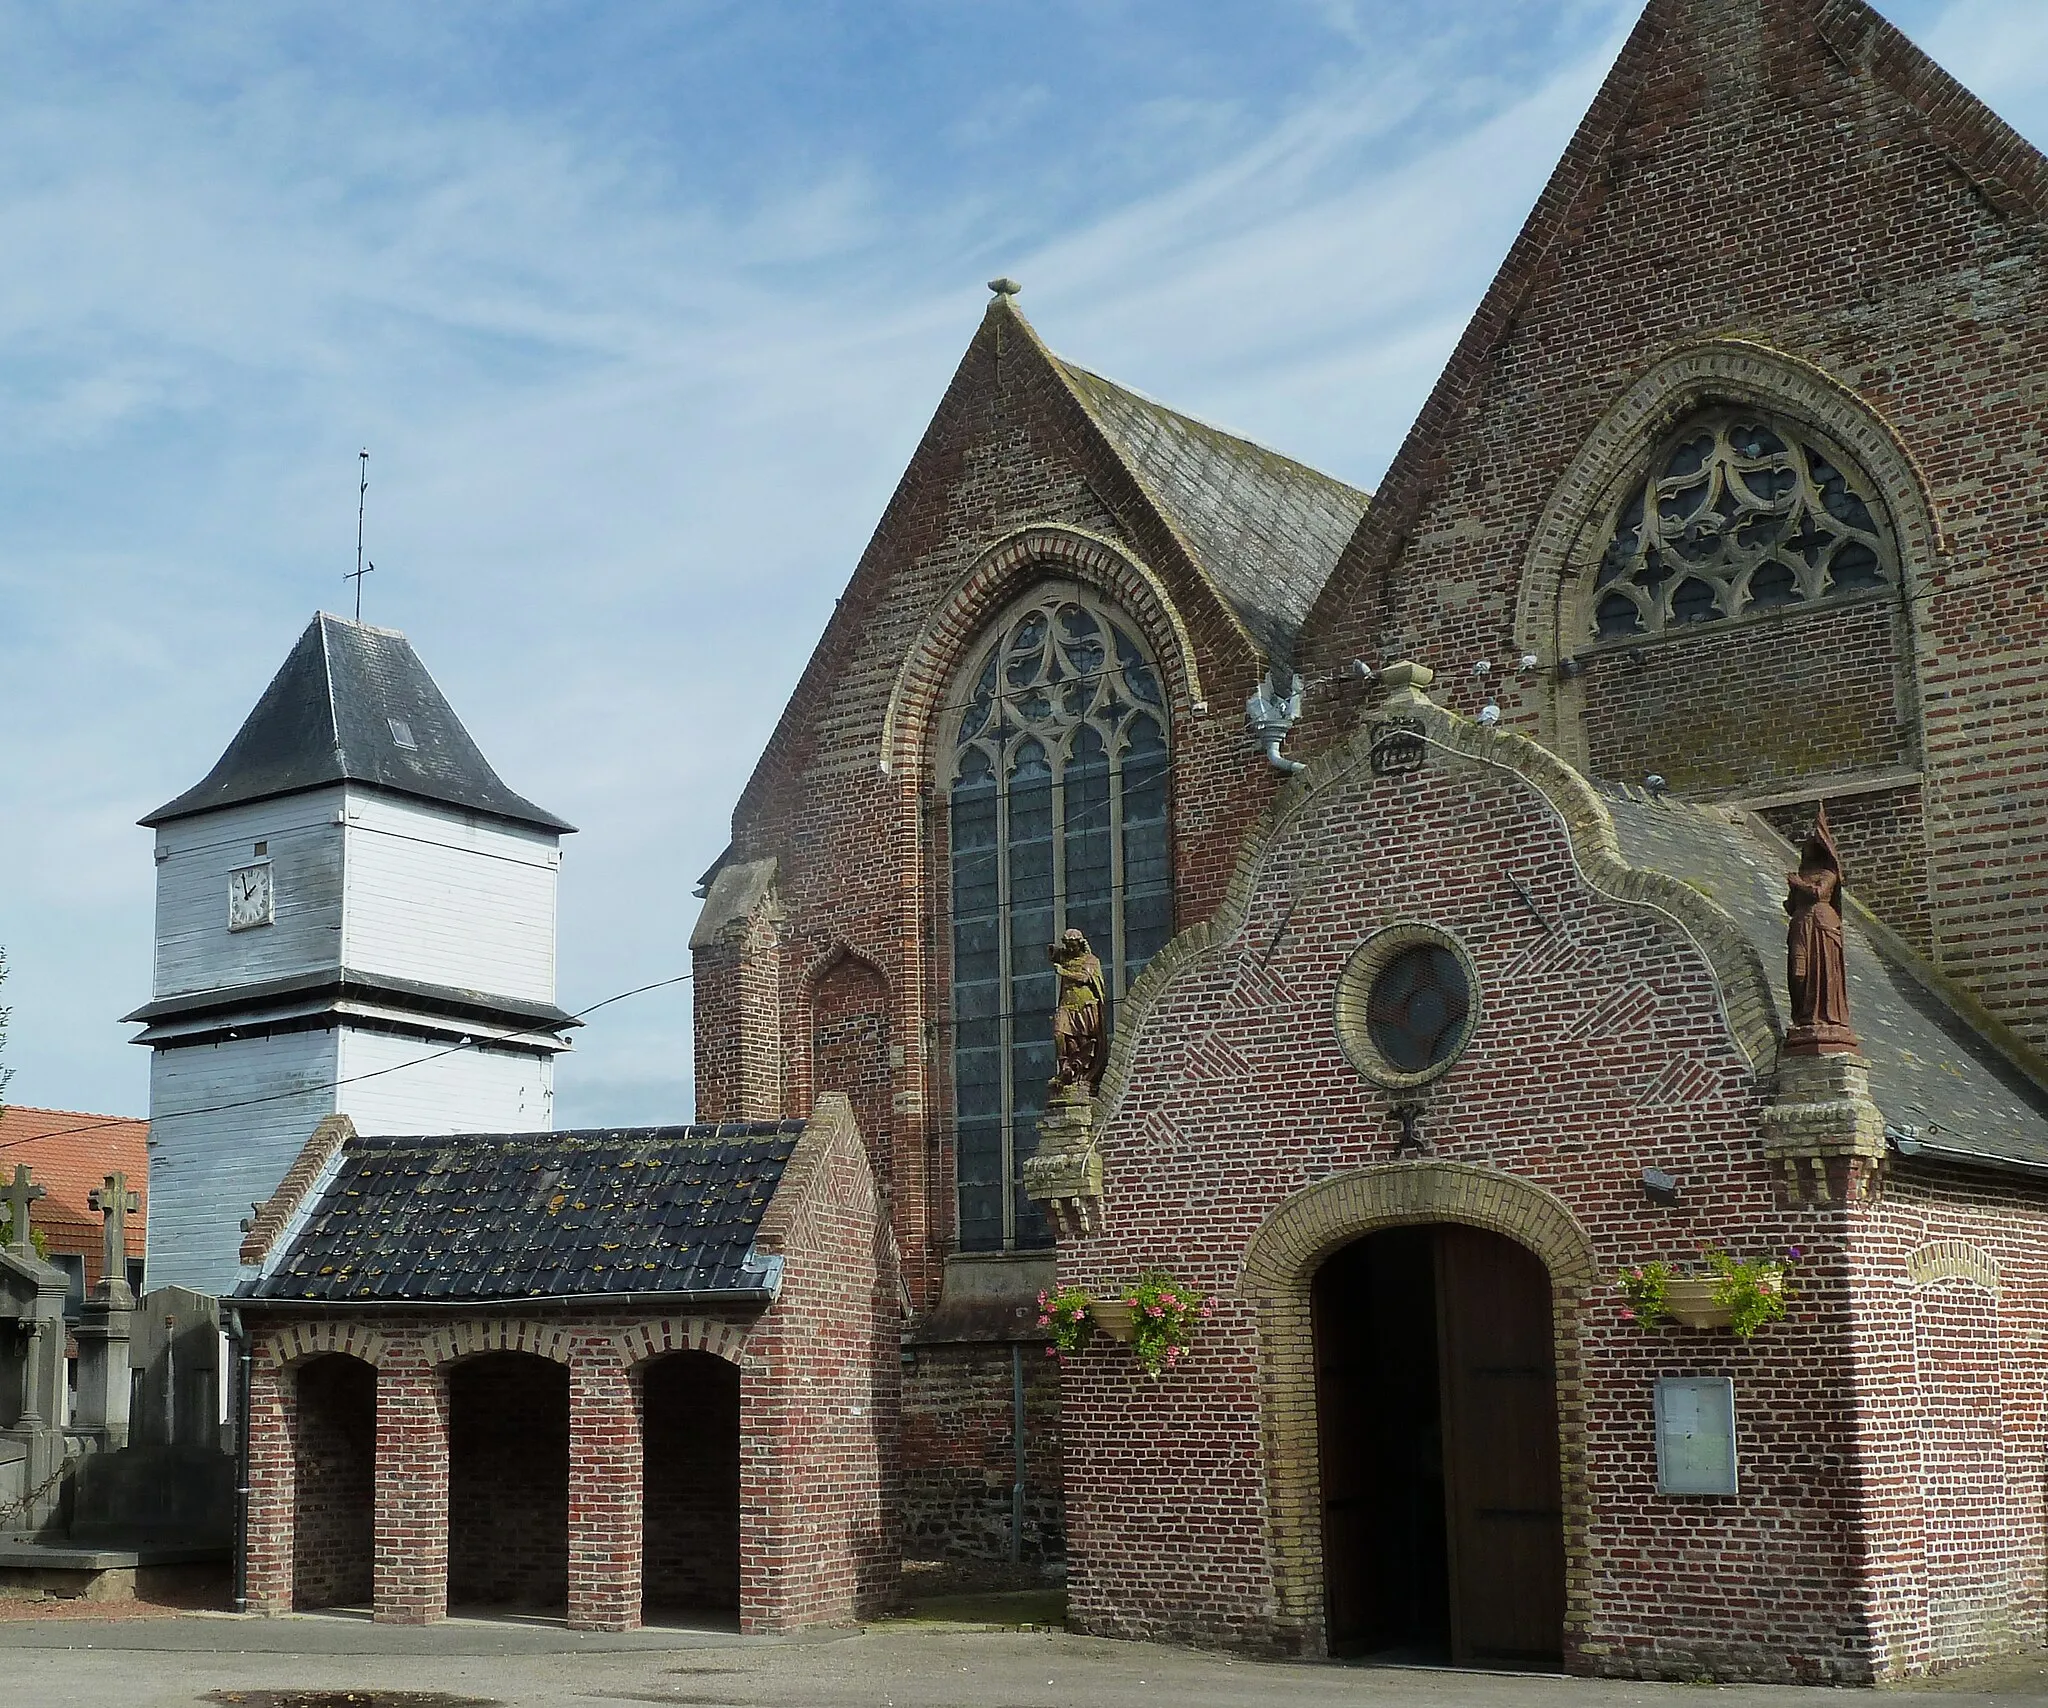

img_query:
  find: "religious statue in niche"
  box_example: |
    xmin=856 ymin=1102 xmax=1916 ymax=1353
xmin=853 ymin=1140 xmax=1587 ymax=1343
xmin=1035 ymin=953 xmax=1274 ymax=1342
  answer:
xmin=1784 ymin=804 xmax=1860 ymax=1055
xmin=1050 ymin=928 xmax=1109 ymax=1094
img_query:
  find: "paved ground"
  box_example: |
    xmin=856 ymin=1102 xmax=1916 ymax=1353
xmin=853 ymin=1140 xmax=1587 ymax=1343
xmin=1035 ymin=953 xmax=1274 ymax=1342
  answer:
xmin=1 ymin=1613 xmax=2046 ymax=1708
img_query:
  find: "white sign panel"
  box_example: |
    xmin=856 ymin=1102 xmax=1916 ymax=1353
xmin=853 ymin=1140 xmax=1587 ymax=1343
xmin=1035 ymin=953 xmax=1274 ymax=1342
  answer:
xmin=1656 ymin=1376 xmax=1738 ymax=1495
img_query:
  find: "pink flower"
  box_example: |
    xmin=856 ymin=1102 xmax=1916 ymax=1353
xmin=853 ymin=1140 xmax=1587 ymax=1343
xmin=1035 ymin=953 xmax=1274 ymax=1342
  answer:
xmin=1619 ymin=1307 xmax=1636 ymax=1322
xmin=1165 ymin=1349 xmax=1178 ymax=1366
xmin=1199 ymin=1304 xmax=1213 ymax=1319
xmin=1147 ymin=1305 xmax=1164 ymax=1318
xmin=1037 ymin=1290 xmax=1049 ymax=1308
xmin=1037 ymin=1314 xmax=1051 ymax=1328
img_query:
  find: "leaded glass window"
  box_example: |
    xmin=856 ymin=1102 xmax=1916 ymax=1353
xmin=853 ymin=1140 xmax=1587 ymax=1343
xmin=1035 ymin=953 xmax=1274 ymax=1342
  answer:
xmin=1590 ymin=409 xmax=1898 ymax=642
xmin=947 ymin=586 xmax=1172 ymax=1251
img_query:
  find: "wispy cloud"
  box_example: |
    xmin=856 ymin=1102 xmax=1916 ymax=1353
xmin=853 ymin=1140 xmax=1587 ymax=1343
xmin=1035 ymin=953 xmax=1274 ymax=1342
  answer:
xmin=1 ymin=0 xmax=2038 ymax=1130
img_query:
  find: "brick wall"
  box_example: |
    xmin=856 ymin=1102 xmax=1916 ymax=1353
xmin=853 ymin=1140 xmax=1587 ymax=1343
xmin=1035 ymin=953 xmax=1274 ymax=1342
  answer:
xmin=1578 ymin=597 xmax=1911 ymax=796
xmin=447 ymin=1353 xmax=571 ymax=1610
xmin=241 ymin=1098 xmax=897 ymax=1635
xmin=1845 ymin=1168 xmax=2048 ymax=1678
xmin=1298 ymin=0 xmax=2048 ymax=1054
xmin=694 ymin=301 xmax=1292 ymax=1327
xmin=1760 ymin=785 xmax=1933 ymax=957
xmin=291 ymin=1353 xmax=375 ymax=1610
xmin=642 ymin=1351 xmax=741 ymax=1613
xmin=1057 ymin=722 xmax=1859 ymax=1677
xmin=899 ymin=1345 xmax=1062 ymax=1564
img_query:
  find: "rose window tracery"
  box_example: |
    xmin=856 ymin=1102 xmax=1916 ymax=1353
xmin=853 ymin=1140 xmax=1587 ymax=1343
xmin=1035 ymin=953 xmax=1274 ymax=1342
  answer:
xmin=1589 ymin=409 xmax=1898 ymax=642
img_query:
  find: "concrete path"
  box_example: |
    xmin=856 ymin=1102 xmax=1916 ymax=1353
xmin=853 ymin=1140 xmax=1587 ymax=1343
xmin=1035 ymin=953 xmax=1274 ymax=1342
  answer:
xmin=0 ymin=1613 xmax=2042 ymax=1707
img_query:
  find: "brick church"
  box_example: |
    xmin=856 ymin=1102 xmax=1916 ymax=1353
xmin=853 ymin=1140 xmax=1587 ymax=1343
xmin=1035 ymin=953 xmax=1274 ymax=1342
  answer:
xmin=688 ymin=0 xmax=2048 ymax=1684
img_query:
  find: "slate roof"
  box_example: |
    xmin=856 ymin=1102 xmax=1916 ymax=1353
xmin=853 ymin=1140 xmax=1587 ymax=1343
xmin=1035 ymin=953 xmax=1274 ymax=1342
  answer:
xmin=1056 ymin=360 xmax=1369 ymax=666
xmin=242 ymin=1123 xmax=804 ymax=1303
xmin=1604 ymin=791 xmax=2048 ymax=1173
xmin=144 ymin=613 xmax=574 ymax=833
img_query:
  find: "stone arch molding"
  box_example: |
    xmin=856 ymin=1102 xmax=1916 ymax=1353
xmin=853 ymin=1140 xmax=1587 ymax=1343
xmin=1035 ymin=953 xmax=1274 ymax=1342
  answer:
xmin=1238 ymin=1161 xmax=1596 ymax=1653
xmin=425 ymin=1318 xmax=578 ymax=1369
xmin=877 ymin=523 xmax=1203 ymax=778
xmin=1513 ymin=338 xmax=1944 ymax=665
xmin=615 ymin=1317 xmax=751 ymax=1369
xmin=262 ymin=1321 xmax=388 ymax=1370
xmin=1906 ymin=1238 xmax=2001 ymax=1296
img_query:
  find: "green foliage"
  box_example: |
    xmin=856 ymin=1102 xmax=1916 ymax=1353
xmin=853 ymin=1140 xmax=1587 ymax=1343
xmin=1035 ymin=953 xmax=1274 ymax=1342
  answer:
xmin=1705 ymin=1243 xmax=1798 ymax=1339
xmin=1037 ymin=1286 xmax=1095 ymax=1362
xmin=1118 ymin=1271 xmax=1211 ymax=1379
xmin=1614 ymin=1260 xmax=1672 ymax=1327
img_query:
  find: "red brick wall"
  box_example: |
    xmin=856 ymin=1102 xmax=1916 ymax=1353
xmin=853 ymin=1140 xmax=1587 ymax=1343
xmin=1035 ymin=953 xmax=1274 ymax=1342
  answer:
xmin=642 ymin=1351 xmax=741 ymax=1614
xmin=1760 ymin=785 xmax=1933 ymax=957
xmin=1057 ymin=731 xmax=1871 ymax=1678
xmin=809 ymin=953 xmax=893 ymax=1203
xmin=291 ymin=1354 xmax=375 ymax=1610
xmin=694 ymin=303 xmax=1291 ymax=1323
xmin=1298 ymin=0 xmax=2048 ymax=1052
xmin=1844 ymin=1169 xmax=2048 ymax=1678
xmin=241 ymin=1103 xmax=899 ymax=1635
xmin=447 ymin=1353 xmax=570 ymax=1610
xmin=743 ymin=1098 xmax=903 ymax=1627
xmin=1578 ymin=597 xmax=1912 ymax=796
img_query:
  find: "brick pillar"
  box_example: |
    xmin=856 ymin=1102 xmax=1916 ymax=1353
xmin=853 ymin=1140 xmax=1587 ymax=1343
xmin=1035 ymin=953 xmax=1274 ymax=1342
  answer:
xmin=373 ymin=1352 xmax=449 ymax=1624
xmin=243 ymin=1356 xmax=296 ymax=1615
xmin=567 ymin=1355 xmax=643 ymax=1632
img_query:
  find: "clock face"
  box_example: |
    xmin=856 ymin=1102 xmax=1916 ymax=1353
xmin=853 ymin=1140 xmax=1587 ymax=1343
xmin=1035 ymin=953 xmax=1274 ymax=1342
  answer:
xmin=227 ymin=862 xmax=275 ymax=932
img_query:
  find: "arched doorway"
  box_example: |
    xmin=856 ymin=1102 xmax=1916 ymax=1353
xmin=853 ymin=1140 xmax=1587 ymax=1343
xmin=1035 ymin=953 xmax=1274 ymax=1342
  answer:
xmin=446 ymin=1351 xmax=569 ymax=1613
xmin=641 ymin=1351 xmax=742 ymax=1622
xmin=1313 ymin=1224 xmax=1564 ymax=1666
xmin=292 ymin=1353 xmax=375 ymax=1610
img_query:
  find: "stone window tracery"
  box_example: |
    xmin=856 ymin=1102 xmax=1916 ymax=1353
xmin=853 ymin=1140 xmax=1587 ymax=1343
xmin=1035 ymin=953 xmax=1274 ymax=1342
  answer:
xmin=945 ymin=584 xmax=1171 ymax=1252
xmin=1589 ymin=408 xmax=1898 ymax=643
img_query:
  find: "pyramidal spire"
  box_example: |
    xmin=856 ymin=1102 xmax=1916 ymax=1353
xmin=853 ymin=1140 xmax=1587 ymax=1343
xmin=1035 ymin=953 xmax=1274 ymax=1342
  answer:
xmin=143 ymin=613 xmax=574 ymax=833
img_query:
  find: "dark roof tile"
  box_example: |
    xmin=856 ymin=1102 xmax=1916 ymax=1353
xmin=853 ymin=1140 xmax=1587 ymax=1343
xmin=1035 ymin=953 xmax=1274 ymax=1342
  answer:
xmin=243 ymin=1122 xmax=805 ymax=1303
xmin=145 ymin=613 xmax=573 ymax=833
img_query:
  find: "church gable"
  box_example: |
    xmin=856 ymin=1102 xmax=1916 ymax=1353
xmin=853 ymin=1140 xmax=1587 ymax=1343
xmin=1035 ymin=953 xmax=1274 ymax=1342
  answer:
xmin=1297 ymin=0 xmax=2048 ymax=1041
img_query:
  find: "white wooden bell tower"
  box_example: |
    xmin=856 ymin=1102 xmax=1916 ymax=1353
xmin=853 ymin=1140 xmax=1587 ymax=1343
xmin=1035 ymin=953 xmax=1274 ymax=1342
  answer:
xmin=130 ymin=613 xmax=577 ymax=1295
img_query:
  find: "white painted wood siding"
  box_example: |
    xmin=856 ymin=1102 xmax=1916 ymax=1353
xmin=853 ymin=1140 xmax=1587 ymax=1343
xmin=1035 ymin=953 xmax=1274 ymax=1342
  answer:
xmin=338 ymin=1029 xmax=554 ymax=1135
xmin=339 ymin=789 xmax=560 ymax=1004
xmin=146 ymin=1029 xmax=339 ymax=1296
xmin=151 ymin=790 xmax=346 ymax=999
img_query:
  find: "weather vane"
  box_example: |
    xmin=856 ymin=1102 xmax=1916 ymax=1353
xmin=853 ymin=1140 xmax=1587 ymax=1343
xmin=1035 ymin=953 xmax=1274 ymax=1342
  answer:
xmin=346 ymin=448 xmax=374 ymax=622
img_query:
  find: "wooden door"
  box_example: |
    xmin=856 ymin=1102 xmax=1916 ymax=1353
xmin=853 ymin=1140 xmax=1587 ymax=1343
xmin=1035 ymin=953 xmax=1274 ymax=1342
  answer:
xmin=1435 ymin=1226 xmax=1565 ymax=1666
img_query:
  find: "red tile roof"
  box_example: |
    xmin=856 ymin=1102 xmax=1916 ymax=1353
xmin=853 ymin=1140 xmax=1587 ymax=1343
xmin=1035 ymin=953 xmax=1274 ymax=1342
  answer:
xmin=0 ymin=1106 xmax=149 ymax=1287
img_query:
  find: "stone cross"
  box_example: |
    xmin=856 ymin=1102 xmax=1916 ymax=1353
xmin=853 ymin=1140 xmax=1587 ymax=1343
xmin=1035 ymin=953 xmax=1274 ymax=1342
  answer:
xmin=4 ymin=1164 xmax=45 ymax=1258
xmin=88 ymin=1171 xmax=139 ymax=1292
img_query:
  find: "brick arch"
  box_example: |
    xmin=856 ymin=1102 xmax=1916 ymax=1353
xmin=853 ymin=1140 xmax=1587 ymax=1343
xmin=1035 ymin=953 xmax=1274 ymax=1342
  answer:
xmin=877 ymin=523 xmax=1203 ymax=779
xmin=424 ymin=1319 xmax=578 ymax=1369
xmin=1906 ymin=1238 xmax=2002 ymax=1296
xmin=802 ymin=945 xmax=892 ymax=1173
xmin=1237 ymin=1161 xmax=1595 ymax=1654
xmin=262 ymin=1321 xmax=388 ymax=1370
xmin=615 ymin=1317 xmax=751 ymax=1369
xmin=1512 ymin=338 xmax=1940 ymax=768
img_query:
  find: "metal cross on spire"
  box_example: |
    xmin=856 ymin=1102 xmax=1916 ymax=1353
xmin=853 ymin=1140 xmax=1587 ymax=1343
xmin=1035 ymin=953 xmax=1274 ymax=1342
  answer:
xmin=346 ymin=448 xmax=374 ymax=622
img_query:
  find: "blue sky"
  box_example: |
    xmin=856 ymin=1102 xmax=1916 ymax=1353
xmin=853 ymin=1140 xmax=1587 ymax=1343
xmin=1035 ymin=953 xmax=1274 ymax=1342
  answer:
xmin=2 ymin=0 xmax=2044 ymax=1127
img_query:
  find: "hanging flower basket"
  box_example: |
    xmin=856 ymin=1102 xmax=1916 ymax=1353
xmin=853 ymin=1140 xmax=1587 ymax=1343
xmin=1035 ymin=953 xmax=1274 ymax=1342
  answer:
xmin=1088 ymin=1300 xmax=1137 ymax=1342
xmin=1660 ymin=1277 xmax=1735 ymax=1330
xmin=1613 ymin=1246 xmax=1798 ymax=1338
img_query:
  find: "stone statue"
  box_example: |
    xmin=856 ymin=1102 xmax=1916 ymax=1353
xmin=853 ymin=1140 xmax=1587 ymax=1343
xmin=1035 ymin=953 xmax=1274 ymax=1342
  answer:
xmin=1049 ymin=928 xmax=1108 ymax=1094
xmin=1784 ymin=804 xmax=1859 ymax=1055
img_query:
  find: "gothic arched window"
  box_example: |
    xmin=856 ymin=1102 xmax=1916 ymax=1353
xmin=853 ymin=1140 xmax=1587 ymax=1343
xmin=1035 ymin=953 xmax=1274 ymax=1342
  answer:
xmin=1590 ymin=408 xmax=1898 ymax=643
xmin=946 ymin=585 xmax=1171 ymax=1251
